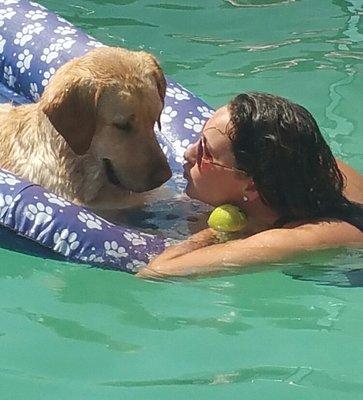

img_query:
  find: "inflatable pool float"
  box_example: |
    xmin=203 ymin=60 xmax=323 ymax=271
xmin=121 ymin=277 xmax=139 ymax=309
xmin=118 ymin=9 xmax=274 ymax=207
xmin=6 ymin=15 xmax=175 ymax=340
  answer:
xmin=0 ymin=0 xmax=214 ymax=273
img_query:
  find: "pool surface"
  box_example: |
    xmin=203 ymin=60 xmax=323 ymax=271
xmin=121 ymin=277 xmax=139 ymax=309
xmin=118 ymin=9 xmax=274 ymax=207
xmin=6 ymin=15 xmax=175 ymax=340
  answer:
xmin=0 ymin=1 xmax=362 ymax=399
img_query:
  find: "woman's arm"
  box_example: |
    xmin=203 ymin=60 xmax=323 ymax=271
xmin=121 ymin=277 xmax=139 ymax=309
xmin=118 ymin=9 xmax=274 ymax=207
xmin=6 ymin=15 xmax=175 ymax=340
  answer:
xmin=136 ymin=220 xmax=363 ymax=278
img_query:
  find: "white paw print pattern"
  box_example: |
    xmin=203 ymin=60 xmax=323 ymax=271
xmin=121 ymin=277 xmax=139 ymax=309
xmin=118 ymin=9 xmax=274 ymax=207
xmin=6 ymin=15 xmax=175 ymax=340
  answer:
xmin=1 ymin=0 xmax=19 ymax=5
xmin=14 ymin=23 xmax=45 ymax=47
xmin=104 ymin=241 xmax=128 ymax=259
xmin=40 ymin=46 xmax=58 ymax=64
xmin=54 ymin=25 xmax=77 ymax=35
xmin=173 ymin=139 xmax=191 ymax=164
xmin=126 ymin=259 xmax=147 ymax=273
xmin=0 ymin=35 xmax=5 ymax=53
xmin=41 ymin=37 xmax=76 ymax=63
xmin=197 ymin=106 xmax=215 ymax=119
xmin=164 ymin=237 xmax=177 ymax=248
xmin=184 ymin=116 xmax=205 ymax=133
xmin=94 ymin=214 xmax=115 ymax=228
xmin=53 ymin=229 xmax=80 ymax=257
xmin=166 ymin=85 xmax=190 ymax=101
xmin=77 ymin=211 xmax=102 ymax=230
xmin=29 ymin=82 xmax=40 ymax=101
xmin=123 ymin=231 xmax=147 ymax=246
xmin=14 ymin=30 xmax=31 ymax=47
xmin=161 ymin=106 xmax=178 ymax=124
xmin=0 ymin=7 xmax=16 ymax=27
xmin=16 ymin=49 xmax=33 ymax=73
xmin=56 ymin=15 xmax=68 ymax=24
xmin=56 ymin=37 xmax=77 ymax=50
xmin=172 ymin=173 xmax=187 ymax=190
xmin=29 ymin=1 xmax=47 ymax=9
xmin=3 ymin=65 xmax=16 ymax=88
xmin=81 ymin=253 xmax=104 ymax=264
xmin=43 ymin=192 xmax=71 ymax=207
xmin=161 ymin=144 xmax=169 ymax=157
xmin=86 ymin=40 xmax=105 ymax=48
xmin=25 ymin=202 xmax=53 ymax=226
xmin=0 ymin=171 xmax=20 ymax=186
xmin=0 ymin=193 xmax=19 ymax=219
xmin=25 ymin=9 xmax=47 ymax=20
xmin=41 ymin=68 xmax=55 ymax=87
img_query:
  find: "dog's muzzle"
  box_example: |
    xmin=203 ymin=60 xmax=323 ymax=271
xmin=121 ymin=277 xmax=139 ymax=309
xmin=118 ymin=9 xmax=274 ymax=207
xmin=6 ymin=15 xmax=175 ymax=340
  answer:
xmin=102 ymin=158 xmax=172 ymax=191
xmin=103 ymin=158 xmax=121 ymax=186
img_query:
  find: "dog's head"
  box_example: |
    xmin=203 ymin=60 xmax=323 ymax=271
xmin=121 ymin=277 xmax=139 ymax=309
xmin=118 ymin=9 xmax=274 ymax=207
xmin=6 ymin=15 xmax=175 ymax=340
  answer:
xmin=40 ymin=47 xmax=171 ymax=192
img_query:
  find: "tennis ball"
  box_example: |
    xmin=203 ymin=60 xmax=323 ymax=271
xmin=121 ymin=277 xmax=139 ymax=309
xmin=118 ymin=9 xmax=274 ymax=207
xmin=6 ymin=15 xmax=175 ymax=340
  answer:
xmin=207 ymin=204 xmax=247 ymax=233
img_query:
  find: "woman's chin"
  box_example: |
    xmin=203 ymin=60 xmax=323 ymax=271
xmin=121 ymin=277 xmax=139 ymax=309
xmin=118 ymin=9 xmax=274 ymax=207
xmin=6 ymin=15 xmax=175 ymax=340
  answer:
xmin=185 ymin=184 xmax=210 ymax=204
xmin=185 ymin=184 xmax=200 ymax=201
xmin=185 ymin=183 xmax=193 ymax=198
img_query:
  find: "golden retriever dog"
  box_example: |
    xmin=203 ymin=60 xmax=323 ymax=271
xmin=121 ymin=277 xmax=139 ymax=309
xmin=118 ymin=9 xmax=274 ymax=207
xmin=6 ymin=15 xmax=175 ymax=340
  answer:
xmin=0 ymin=47 xmax=172 ymax=209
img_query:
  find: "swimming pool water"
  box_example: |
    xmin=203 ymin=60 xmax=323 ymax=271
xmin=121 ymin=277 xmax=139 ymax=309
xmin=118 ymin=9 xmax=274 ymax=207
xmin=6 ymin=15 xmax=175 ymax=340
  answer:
xmin=0 ymin=1 xmax=362 ymax=399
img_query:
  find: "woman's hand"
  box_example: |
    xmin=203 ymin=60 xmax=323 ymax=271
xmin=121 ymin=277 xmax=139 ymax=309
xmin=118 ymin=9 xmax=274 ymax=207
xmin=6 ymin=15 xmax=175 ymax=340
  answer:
xmin=136 ymin=228 xmax=222 ymax=278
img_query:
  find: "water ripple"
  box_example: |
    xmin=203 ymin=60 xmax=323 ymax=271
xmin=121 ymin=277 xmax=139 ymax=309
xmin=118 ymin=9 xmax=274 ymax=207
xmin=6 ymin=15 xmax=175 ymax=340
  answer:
xmin=100 ymin=365 xmax=312 ymax=387
xmin=166 ymin=33 xmax=235 ymax=46
xmin=225 ymin=0 xmax=296 ymax=8
xmin=166 ymin=34 xmax=302 ymax=53
xmin=291 ymin=28 xmax=340 ymax=37
xmin=324 ymin=68 xmax=356 ymax=141
xmin=72 ymin=16 xmax=157 ymax=28
xmin=326 ymin=51 xmax=363 ymax=61
xmin=245 ymin=38 xmax=301 ymax=52
xmin=99 ymin=365 xmax=363 ymax=392
xmin=251 ymin=58 xmax=313 ymax=73
xmin=146 ymin=3 xmax=204 ymax=11
xmin=212 ymin=57 xmax=325 ymax=79
xmin=5 ymin=307 xmax=139 ymax=352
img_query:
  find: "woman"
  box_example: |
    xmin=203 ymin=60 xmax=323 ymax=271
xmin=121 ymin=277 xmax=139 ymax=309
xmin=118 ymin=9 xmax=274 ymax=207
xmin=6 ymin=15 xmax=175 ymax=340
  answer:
xmin=137 ymin=93 xmax=363 ymax=278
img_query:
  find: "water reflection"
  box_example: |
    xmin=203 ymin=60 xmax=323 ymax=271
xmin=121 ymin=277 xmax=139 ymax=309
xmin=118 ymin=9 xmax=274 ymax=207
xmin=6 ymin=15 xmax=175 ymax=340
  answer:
xmin=224 ymin=0 xmax=297 ymax=8
xmin=146 ymin=4 xmax=204 ymax=11
xmin=71 ymin=16 xmax=158 ymax=28
xmin=90 ymin=0 xmax=137 ymax=5
xmin=284 ymin=248 xmax=363 ymax=288
xmin=100 ymin=364 xmax=363 ymax=392
xmin=5 ymin=307 xmax=140 ymax=352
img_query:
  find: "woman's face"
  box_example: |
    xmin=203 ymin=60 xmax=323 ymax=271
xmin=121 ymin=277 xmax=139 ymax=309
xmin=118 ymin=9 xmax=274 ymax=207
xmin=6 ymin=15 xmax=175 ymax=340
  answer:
xmin=183 ymin=106 xmax=247 ymax=206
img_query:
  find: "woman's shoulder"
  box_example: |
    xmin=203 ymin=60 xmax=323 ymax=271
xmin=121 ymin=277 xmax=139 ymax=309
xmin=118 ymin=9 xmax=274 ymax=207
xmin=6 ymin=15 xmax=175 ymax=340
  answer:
xmin=337 ymin=159 xmax=363 ymax=203
xmin=275 ymin=218 xmax=363 ymax=248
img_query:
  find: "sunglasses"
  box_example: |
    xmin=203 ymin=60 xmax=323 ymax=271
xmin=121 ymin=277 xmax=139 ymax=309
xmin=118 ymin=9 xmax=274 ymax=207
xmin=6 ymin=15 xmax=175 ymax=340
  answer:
xmin=196 ymin=132 xmax=247 ymax=175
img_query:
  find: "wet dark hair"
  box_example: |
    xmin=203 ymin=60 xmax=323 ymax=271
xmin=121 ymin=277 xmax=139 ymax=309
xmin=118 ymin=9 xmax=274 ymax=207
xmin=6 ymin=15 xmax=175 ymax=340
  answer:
xmin=227 ymin=92 xmax=363 ymax=230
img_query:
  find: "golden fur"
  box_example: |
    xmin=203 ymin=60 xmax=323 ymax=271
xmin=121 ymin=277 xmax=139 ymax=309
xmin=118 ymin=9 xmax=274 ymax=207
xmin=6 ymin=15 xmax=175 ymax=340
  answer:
xmin=0 ymin=47 xmax=172 ymax=209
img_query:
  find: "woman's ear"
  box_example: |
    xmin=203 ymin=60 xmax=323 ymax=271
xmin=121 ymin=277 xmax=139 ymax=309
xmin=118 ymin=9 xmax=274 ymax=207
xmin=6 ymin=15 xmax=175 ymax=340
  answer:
xmin=41 ymin=77 xmax=102 ymax=155
xmin=244 ymin=179 xmax=259 ymax=202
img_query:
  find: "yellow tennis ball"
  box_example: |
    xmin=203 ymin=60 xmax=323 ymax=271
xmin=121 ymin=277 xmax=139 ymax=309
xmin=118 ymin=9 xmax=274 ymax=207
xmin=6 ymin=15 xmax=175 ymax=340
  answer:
xmin=207 ymin=204 xmax=247 ymax=233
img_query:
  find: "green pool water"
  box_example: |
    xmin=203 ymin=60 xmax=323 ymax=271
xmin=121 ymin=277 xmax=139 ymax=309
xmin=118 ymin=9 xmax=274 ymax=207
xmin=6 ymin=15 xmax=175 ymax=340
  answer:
xmin=0 ymin=1 xmax=362 ymax=399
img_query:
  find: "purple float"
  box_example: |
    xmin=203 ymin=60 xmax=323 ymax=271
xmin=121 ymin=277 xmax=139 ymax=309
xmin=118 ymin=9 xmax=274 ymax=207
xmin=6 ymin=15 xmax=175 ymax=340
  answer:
xmin=0 ymin=0 xmax=214 ymax=273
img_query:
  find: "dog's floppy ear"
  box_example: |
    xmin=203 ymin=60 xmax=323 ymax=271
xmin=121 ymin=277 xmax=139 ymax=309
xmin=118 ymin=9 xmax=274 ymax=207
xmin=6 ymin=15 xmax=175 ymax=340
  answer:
xmin=153 ymin=65 xmax=166 ymax=131
xmin=140 ymin=52 xmax=166 ymax=103
xmin=41 ymin=78 xmax=101 ymax=155
xmin=140 ymin=53 xmax=166 ymax=131
xmin=152 ymin=61 xmax=166 ymax=106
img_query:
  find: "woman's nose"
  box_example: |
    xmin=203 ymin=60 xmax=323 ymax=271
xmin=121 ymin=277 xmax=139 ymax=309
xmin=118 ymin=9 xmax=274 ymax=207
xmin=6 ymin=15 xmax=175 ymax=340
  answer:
xmin=184 ymin=139 xmax=199 ymax=164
